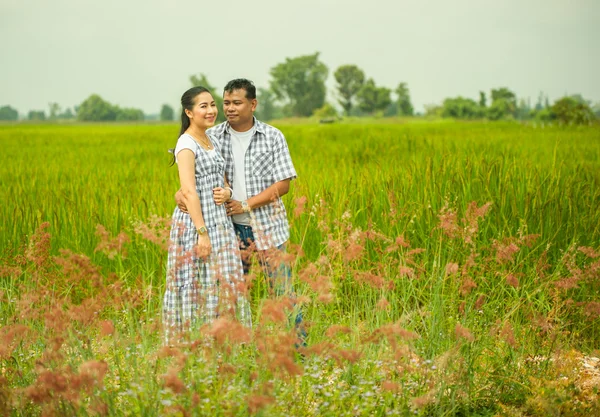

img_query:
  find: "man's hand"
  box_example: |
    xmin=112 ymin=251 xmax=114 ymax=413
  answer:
xmin=213 ymin=187 xmax=231 ymax=206
xmin=175 ymin=189 xmax=188 ymax=213
xmin=225 ymin=200 xmax=243 ymax=216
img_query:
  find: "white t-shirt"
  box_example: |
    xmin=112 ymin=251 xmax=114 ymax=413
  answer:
xmin=230 ymin=126 xmax=256 ymax=225
xmin=174 ymin=134 xmax=214 ymax=163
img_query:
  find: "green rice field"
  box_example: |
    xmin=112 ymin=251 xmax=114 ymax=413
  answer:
xmin=1 ymin=120 xmax=599 ymax=416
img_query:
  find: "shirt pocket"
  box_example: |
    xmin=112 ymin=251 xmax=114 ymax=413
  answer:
xmin=252 ymin=151 xmax=274 ymax=179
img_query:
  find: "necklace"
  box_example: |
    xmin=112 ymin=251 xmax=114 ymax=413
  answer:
xmin=188 ymin=132 xmax=213 ymax=150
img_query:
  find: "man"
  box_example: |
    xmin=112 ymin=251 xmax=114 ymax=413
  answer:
xmin=176 ymin=78 xmax=304 ymax=340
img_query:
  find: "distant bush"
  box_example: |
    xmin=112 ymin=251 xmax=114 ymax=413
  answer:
xmin=0 ymin=105 xmax=18 ymax=121
xmin=552 ymin=96 xmax=596 ymax=125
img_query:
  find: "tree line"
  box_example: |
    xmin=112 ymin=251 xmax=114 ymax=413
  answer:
xmin=1 ymin=52 xmax=598 ymax=125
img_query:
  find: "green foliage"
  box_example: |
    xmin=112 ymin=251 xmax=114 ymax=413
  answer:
xmin=334 ymin=64 xmax=365 ymax=116
xmin=59 ymin=108 xmax=75 ymax=120
xmin=425 ymin=104 xmax=443 ymax=117
xmin=77 ymin=94 xmax=144 ymax=122
xmin=532 ymin=107 xmax=554 ymax=121
xmin=487 ymin=98 xmax=514 ymax=120
xmin=269 ymin=52 xmax=328 ymax=117
xmin=515 ymin=98 xmax=531 ymax=120
xmin=0 ymin=105 xmax=18 ymax=120
xmin=116 ymin=107 xmax=144 ymax=121
xmin=189 ymin=73 xmax=225 ymax=122
xmin=312 ymin=102 xmax=338 ymax=119
xmin=479 ymin=91 xmax=486 ymax=108
xmin=48 ymin=102 xmax=61 ymax=120
xmin=441 ymin=97 xmax=484 ymax=119
xmin=488 ymin=87 xmax=517 ymax=120
xmin=356 ymin=78 xmax=391 ymax=114
xmin=552 ymin=96 xmax=596 ymax=125
xmin=77 ymin=94 xmax=119 ymax=121
xmin=255 ymin=88 xmax=282 ymax=122
xmin=395 ymin=82 xmax=414 ymax=116
xmin=159 ymin=104 xmax=174 ymax=121
xmin=27 ymin=110 xmax=46 ymax=121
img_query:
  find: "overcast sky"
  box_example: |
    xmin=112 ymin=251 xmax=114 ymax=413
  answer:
xmin=1 ymin=0 xmax=598 ymax=116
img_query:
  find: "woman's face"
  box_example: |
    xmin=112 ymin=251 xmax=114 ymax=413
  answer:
xmin=186 ymin=92 xmax=217 ymax=128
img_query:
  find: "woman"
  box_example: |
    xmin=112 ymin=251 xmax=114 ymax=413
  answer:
xmin=163 ymin=86 xmax=251 ymax=344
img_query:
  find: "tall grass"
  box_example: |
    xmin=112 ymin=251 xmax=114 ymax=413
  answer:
xmin=1 ymin=121 xmax=599 ymax=416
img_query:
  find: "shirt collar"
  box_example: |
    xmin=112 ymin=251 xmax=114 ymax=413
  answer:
xmin=223 ymin=116 xmax=265 ymax=135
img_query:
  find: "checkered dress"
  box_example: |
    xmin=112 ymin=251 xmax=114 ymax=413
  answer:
xmin=163 ymin=134 xmax=251 ymax=344
xmin=208 ymin=118 xmax=297 ymax=250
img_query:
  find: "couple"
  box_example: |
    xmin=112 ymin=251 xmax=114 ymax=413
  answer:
xmin=163 ymin=78 xmax=301 ymax=344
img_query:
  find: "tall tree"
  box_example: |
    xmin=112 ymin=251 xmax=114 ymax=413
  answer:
xmin=254 ymin=88 xmax=281 ymax=121
xmin=395 ymin=82 xmax=414 ymax=116
xmin=334 ymin=64 xmax=365 ymax=116
xmin=0 ymin=105 xmax=18 ymax=121
xmin=356 ymin=79 xmax=391 ymax=115
xmin=479 ymin=91 xmax=487 ymax=108
xmin=48 ymin=102 xmax=61 ymax=120
xmin=269 ymin=52 xmax=328 ymax=117
xmin=190 ymin=74 xmax=225 ymax=122
xmin=488 ymin=87 xmax=517 ymax=120
xmin=160 ymin=104 xmax=174 ymax=121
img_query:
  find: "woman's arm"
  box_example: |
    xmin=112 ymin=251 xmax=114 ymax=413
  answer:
xmin=177 ymin=149 xmax=211 ymax=257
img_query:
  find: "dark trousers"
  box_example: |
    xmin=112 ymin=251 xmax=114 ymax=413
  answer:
xmin=233 ymin=223 xmax=305 ymax=339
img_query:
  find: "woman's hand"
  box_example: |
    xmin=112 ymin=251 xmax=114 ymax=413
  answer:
xmin=195 ymin=234 xmax=212 ymax=260
xmin=213 ymin=187 xmax=232 ymax=206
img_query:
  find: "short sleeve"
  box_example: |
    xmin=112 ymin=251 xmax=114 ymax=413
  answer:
xmin=174 ymin=135 xmax=198 ymax=164
xmin=271 ymin=130 xmax=297 ymax=182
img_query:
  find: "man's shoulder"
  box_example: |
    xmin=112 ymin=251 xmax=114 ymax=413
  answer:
xmin=255 ymin=119 xmax=284 ymax=139
xmin=207 ymin=122 xmax=228 ymax=137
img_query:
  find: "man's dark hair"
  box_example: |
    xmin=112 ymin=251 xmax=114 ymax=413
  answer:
xmin=223 ymin=78 xmax=256 ymax=100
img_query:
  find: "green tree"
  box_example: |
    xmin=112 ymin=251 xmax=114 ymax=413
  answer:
xmin=592 ymin=102 xmax=600 ymax=119
xmin=356 ymin=79 xmax=391 ymax=115
xmin=190 ymin=73 xmax=225 ymax=122
xmin=116 ymin=108 xmax=144 ymax=121
xmin=515 ymin=98 xmax=531 ymax=120
xmin=441 ymin=97 xmax=484 ymax=119
xmin=395 ymin=82 xmax=414 ymax=116
xmin=269 ymin=52 xmax=328 ymax=117
xmin=479 ymin=91 xmax=486 ymax=108
xmin=28 ymin=110 xmax=46 ymax=121
xmin=48 ymin=103 xmax=61 ymax=120
xmin=534 ymin=93 xmax=543 ymax=111
xmin=552 ymin=96 xmax=595 ymax=125
xmin=488 ymin=87 xmax=517 ymax=120
xmin=59 ymin=108 xmax=75 ymax=120
xmin=77 ymin=94 xmax=118 ymax=121
xmin=312 ymin=103 xmax=338 ymax=120
xmin=0 ymin=105 xmax=18 ymax=121
xmin=254 ymin=88 xmax=281 ymax=121
xmin=160 ymin=104 xmax=174 ymax=121
xmin=333 ymin=64 xmax=365 ymax=116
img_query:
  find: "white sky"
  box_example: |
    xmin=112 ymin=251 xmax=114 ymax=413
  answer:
xmin=1 ymin=0 xmax=598 ymax=115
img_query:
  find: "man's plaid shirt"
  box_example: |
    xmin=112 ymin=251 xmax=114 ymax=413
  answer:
xmin=208 ymin=118 xmax=297 ymax=250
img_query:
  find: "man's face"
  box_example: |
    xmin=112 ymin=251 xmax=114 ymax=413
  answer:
xmin=223 ymin=89 xmax=256 ymax=128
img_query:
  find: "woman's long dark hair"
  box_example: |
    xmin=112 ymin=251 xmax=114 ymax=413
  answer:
xmin=169 ymin=86 xmax=211 ymax=166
